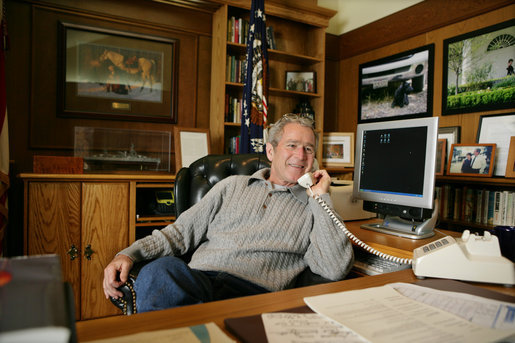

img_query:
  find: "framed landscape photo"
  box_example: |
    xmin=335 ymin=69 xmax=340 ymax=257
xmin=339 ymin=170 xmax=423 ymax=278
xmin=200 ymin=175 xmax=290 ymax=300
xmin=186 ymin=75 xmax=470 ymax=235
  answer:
xmin=358 ymin=44 xmax=434 ymax=123
xmin=322 ymin=132 xmax=354 ymax=168
xmin=442 ymin=19 xmax=515 ymax=115
xmin=446 ymin=143 xmax=496 ymax=177
xmin=58 ymin=22 xmax=178 ymax=122
xmin=477 ymin=113 xmax=515 ymax=176
xmin=285 ymin=71 xmax=316 ymax=93
xmin=435 ymin=138 xmax=447 ymax=175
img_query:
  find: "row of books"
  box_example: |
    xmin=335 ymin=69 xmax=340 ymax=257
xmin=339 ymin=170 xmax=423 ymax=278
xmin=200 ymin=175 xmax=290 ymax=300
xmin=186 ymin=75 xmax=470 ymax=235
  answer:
xmin=224 ymin=94 xmax=242 ymax=123
xmin=226 ymin=55 xmax=246 ymax=84
xmin=227 ymin=17 xmax=277 ymax=49
xmin=435 ymin=185 xmax=515 ymax=226
xmin=227 ymin=135 xmax=241 ymax=154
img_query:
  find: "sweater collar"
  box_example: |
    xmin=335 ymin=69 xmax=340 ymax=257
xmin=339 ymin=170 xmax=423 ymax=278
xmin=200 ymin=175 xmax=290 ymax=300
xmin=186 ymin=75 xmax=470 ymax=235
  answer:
xmin=249 ymin=168 xmax=309 ymax=204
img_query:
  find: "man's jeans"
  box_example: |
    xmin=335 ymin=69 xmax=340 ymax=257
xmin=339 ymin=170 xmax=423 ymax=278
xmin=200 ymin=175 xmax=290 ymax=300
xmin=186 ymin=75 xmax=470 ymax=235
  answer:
xmin=134 ymin=256 xmax=269 ymax=312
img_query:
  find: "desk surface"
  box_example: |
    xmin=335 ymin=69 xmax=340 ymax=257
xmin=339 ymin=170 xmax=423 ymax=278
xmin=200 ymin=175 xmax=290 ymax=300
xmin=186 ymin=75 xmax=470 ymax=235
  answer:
xmin=76 ymin=220 xmax=515 ymax=342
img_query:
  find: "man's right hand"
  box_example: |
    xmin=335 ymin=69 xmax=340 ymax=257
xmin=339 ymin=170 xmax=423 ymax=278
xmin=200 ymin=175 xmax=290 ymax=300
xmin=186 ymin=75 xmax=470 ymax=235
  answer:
xmin=103 ymin=254 xmax=134 ymax=299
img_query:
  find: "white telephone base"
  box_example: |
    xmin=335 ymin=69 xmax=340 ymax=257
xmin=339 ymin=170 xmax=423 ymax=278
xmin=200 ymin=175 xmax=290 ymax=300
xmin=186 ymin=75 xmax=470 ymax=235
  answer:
xmin=412 ymin=230 xmax=515 ymax=286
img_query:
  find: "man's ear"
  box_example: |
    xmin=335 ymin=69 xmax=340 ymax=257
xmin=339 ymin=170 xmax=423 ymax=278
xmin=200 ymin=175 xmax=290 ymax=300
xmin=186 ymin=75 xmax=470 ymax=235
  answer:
xmin=265 ymin=142 xmax=274 ymax=161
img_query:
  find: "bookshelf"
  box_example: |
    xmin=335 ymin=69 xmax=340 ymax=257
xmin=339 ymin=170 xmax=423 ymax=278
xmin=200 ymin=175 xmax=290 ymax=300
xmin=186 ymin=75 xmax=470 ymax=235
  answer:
xmin=435 ymin=175 xmax=515 ymax=232
xmin=209 ymin=1 xmax=335 ymax=157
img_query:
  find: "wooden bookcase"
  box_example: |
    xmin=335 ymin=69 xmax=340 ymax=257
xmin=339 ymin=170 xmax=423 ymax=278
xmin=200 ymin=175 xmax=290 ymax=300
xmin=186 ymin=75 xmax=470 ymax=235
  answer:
xmin=435 ymin=175 xmax=515 ymax=232
xmin=209 ymin=1 xmax=335 ymax=159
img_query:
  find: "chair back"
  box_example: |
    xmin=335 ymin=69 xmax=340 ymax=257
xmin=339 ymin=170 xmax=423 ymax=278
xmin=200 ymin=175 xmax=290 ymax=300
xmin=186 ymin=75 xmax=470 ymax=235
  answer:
xmin=174 ymin=154 xmax=271 ymax=218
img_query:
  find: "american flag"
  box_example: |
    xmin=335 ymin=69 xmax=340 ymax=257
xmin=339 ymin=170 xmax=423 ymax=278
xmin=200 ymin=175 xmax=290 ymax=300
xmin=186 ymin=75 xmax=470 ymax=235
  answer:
xmin=239 ymin=0 xmax=269 ymax=154
xmin=0 ymin=0 xmax=8 ymax=256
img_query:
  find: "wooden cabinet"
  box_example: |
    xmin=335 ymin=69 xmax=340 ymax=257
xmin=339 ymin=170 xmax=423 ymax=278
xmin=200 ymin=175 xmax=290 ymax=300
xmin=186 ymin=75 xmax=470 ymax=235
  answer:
xmin=21 ymin=174 xmax=175 ymax=320
xmin=209 ymin=1 xmax=335 ymax=158
xmin=435 ymin=175 xmax=515 ymax=232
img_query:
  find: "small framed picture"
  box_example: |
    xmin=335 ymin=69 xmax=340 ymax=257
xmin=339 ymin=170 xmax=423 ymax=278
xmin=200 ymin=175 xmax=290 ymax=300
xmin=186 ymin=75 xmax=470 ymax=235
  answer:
xmin=322 ymin=132 xmax=354 ymax=168
xmin=285 ymin=71 xmax=316 ymax=93
xmin=446 ymin=143 xmax=496 ymax=177
xmin=505 ymin=136 xmax=515 ymax=178
xmin=173 ymin=127 xmax=210 ymax=171
xmin=477 ymin=113 xmax=515 ymax=176
xmin=438 ymin=126 xmax=461 ymax=159
xmin=435 ymin=138 xmax=447 ymax=175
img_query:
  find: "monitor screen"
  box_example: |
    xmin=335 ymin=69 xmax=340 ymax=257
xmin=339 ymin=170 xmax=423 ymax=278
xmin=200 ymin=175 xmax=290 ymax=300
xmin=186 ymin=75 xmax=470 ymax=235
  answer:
xmin=353 ymin=117 xmax=439 ymax=222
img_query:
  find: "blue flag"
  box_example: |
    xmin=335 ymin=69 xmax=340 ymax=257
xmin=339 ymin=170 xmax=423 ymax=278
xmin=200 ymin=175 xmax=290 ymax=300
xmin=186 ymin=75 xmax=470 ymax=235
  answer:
xmin=239 ymin=0 xmax=269 ymax=154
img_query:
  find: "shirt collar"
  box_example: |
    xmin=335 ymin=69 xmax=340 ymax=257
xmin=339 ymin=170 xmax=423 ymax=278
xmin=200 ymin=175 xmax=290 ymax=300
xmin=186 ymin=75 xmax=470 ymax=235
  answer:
xmin=249 ymin=168 xmax=309 ymax=204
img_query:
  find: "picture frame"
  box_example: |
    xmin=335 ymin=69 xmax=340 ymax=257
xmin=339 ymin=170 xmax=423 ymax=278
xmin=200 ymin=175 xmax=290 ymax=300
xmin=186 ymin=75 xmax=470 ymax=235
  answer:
xmin=285 ymin=71 xmax=316 ymax=93
xmin=435 ymin=138 xmax=447 ymax=175
xmin=357 ymin=44 xmax=434 ymax=123
xmin=58 ymin=22 xmax=178 ymax=122
xmin=438 ymin=126 xmax=461 ymax=160
xmin=322 ymin=132 xmax=354 ymax=168
xmin=505 ymin=136 xmax=515 ymax=178
xmin=446 ymin=143 xmax=496 ymax=177
xmin=477 ymin=113 xmax=515 ymax=176
xmin=442 ymin=19 xmax=515 ymax=115
xmin=173 ymin=127 xmax=210 ymax=171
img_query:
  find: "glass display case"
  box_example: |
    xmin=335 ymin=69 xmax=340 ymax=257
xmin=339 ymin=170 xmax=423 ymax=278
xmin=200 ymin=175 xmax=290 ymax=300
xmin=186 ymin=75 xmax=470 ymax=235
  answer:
xmin=74 ymin=126 xmax=171 ymax=172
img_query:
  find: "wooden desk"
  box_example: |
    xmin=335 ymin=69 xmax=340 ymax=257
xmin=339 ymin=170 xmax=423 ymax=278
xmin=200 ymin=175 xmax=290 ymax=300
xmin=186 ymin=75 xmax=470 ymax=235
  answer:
xmin=76 ymin=220 xmax=514 ymax=342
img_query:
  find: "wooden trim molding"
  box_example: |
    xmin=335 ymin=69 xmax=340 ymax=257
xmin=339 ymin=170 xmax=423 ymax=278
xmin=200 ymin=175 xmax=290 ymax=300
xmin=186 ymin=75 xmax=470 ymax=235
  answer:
xmin=338 ymin=0 xmax=514 ymax=59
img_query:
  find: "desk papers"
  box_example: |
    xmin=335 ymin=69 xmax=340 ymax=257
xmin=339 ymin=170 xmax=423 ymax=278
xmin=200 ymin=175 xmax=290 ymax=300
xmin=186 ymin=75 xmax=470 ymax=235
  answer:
xmin=83 ymin=322 xmax=235 ymax=343
xmin=303 ymin=284 xmax=515 ymax=343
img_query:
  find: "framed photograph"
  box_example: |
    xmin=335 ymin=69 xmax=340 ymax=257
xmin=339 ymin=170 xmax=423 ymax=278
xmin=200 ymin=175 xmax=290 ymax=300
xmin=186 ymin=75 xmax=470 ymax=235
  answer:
xmin=435 ymin=138 xmax=447 ymax=175
xmin=438 ymin=126 xmax=461 ymax=160
xmin=446 ymin=143 xmax=496 ymax=177
xmin=285 ymin=71 xmax=316 ymax=93
xmin=58 ymin=22 xmax=178 ymax=122
xmin=505 ymin=136 xmax=515 ymax=178
xmin=442 ymin=19 xmax=515 ymax=115
xmin=173 ymin=127 xmax=210 ymax=171
xmin=322 ymin=132 xmax=354 ymax=168
xmin=477 ymin=113 xmax=515 ymax=176
xmin=357 ymin=44 xmax=434 ymax=123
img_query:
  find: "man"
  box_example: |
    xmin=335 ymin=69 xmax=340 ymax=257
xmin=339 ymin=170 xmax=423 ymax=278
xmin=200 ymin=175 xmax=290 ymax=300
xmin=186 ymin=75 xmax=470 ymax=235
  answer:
xmin=103 ymin=114 xmax=353 ymax=313
xmin=461 ymin=153 xmax=473 ymax=173
xmin=470 ymin=148 xmax=487 ymax=174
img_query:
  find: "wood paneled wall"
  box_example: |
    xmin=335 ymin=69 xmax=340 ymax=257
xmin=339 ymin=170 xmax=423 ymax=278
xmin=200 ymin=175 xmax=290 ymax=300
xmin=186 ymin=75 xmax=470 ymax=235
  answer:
xmin=324 ymin=1 xmax=514 ymax=145
xmin=6 ymin=0 xmax=214 ymax=173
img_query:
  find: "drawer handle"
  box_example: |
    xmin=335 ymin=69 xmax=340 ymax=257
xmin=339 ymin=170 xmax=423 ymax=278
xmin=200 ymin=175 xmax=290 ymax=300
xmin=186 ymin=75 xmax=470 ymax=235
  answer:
xmin=84 ymin=244 xmax=94 ymax=260
xmin=67 ymin=245 xmax=78 ymax=260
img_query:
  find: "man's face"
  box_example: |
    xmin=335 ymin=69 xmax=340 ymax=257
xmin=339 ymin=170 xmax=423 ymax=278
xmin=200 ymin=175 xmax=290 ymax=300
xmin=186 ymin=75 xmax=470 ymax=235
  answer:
xmin=266 ymin=123 xmax=316 ymax=186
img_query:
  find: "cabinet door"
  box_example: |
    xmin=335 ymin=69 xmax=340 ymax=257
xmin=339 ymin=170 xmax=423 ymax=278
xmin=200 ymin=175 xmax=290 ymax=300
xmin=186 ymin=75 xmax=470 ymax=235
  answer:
xmin=27 ymin=182 xmax=82 ymax=319
xmin=81 ymin=183 xmax=129 ymax=320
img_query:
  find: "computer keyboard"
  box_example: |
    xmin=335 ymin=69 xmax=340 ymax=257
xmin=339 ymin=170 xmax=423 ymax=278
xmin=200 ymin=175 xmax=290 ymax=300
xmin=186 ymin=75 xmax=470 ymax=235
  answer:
xmin=352 ymin=248 xmax=412 ymax=276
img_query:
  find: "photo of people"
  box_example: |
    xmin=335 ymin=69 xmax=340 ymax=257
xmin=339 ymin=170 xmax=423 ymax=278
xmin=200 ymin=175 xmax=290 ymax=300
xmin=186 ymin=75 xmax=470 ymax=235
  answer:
xmin=447 ymin=144 xmax=496 ymax=176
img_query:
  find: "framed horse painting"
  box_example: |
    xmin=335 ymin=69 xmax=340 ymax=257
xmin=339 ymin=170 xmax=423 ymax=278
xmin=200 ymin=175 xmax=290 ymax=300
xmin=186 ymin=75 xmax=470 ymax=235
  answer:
xmin=58 ymin=22 xmax=178 ymax=122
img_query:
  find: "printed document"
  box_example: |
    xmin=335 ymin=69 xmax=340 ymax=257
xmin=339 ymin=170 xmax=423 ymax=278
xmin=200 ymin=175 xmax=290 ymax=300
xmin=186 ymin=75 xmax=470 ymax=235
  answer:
xmin=304 ymin=284 xmax=515 ymax=343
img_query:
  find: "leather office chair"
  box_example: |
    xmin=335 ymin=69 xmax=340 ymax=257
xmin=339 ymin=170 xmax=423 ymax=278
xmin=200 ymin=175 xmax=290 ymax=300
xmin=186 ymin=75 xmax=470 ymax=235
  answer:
xmin=111 ymin=153 xmax=331 ymax=315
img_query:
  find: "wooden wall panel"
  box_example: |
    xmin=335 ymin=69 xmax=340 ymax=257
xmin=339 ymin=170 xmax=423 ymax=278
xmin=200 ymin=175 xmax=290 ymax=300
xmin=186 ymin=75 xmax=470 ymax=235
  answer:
xmin=331 ymin=4 xmax=514 ymax=146
xmin=6 ymin=0 xmax=213 ymax=173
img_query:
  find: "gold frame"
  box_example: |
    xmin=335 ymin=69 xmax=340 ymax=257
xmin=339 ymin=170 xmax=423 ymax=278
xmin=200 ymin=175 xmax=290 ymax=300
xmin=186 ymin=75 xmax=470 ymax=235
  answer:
xmin=174 ymin=127 xmax=210 ymax=172
xmin=322 ymin=132 xmax=355 ymax=168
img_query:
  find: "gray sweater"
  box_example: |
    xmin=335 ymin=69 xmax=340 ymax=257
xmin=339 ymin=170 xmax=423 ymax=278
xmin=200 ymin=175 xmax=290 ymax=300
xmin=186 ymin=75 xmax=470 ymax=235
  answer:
xmin=120 ymin=168 xmax=353 ymax=291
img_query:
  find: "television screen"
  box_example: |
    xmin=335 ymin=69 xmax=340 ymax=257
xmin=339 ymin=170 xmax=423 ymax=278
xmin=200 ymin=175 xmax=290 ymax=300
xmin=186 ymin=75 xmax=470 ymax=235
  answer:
xmin=358 ymin=44 xmax=434 ymax=124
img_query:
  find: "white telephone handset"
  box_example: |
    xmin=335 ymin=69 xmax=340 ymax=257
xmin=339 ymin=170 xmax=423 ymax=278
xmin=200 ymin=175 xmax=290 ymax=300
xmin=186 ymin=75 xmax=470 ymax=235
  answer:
xmin=299 ymin=173 xmax=515 ymax=286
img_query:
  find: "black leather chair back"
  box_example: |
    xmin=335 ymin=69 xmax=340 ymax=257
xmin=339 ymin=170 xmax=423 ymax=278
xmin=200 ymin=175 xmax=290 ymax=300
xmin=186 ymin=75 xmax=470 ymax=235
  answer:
xmin=174 ymin=154 xmax=271 ymax=218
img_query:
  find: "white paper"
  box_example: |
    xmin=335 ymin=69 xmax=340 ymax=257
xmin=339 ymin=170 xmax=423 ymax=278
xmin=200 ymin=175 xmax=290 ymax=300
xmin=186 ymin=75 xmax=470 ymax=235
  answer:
xmin=390 ymin=282 xmax=515 ymax=330
xmin=180 ymin=131 xmax=209 ymax=168
xmin=262 ymin=312 xmax=367 ymax=343
xmin=82 ymin=322 xmax=235 ymax=343
xmin=304 ymin=285 xmax=515 ymax=343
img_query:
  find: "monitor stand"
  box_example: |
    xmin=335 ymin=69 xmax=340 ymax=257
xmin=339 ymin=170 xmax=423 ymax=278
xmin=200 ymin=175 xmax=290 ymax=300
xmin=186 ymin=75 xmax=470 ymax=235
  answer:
xmin=361 ymin=201 xmax=438 ymax=240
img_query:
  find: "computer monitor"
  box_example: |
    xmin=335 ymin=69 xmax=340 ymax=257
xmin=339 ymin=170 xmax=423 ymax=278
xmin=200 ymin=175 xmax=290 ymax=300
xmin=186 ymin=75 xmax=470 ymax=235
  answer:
xmin=353 ymin=116 xmax=439 ymax=239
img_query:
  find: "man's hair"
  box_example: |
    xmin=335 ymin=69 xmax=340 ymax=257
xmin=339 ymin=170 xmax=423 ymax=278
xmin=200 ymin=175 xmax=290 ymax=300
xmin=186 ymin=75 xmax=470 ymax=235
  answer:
xmin=267 ymin=114 xmax=318 ymax=148
xmin=509 ymin=58 xmax=513 ymax=63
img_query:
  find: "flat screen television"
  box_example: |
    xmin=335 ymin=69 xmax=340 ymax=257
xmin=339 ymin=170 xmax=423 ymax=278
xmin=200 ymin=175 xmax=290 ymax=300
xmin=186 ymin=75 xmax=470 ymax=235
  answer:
xmin=352 ymin=116 xmax=439 ymax=239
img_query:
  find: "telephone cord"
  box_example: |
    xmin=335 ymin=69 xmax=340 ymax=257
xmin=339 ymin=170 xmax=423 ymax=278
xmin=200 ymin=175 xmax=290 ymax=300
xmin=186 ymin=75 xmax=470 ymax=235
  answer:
xmin=308 ymin=187 xmax=413 ymax=265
